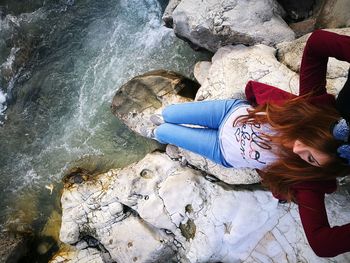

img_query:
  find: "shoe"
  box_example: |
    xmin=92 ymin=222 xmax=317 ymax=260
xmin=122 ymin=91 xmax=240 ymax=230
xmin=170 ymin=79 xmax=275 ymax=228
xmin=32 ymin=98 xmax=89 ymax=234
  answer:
xmin=140 ymin=126 xmax=155 ymax=139
xmin=150 ymin=114 xmax=164 ymax=126
xmin=166 ymin=144 xmax=181 ymax=159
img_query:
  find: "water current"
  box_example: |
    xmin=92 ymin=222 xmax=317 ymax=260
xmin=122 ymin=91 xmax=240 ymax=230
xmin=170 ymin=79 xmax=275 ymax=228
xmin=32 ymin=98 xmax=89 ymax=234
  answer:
xmin=0 ymin=0 xmax=210 ymax=239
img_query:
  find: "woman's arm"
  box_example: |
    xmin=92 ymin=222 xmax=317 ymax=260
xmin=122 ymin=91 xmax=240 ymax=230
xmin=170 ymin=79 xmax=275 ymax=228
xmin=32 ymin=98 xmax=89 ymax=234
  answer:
xmin=295 ymin=188 xmax=350 ymax=257
xmin=300 ymin=30 xmax=350 ymax=96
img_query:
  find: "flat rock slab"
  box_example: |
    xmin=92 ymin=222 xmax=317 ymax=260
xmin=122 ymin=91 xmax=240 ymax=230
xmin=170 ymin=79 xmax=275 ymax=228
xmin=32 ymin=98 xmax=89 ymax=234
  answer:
xmin=56 ymin=152 xmax=350 ymax=262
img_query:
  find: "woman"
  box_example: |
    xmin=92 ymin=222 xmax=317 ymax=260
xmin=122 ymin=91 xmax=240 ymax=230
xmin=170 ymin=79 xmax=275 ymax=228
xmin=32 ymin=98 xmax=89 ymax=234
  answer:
xmin=144 ymin=30 xmax=350 ymax=257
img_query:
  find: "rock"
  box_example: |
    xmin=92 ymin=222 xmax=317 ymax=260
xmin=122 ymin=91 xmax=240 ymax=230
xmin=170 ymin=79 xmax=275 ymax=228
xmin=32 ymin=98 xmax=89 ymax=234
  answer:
xmin=58 ymin=152 xmax=277 ymax=262
xmin=316 ymin=0 xmax=350 ymax=29
xmin=175 ymin=148 xmax=261 ymax=184
xmin=277 ymin=0 xmax=316 ymax=22
xmin=0 ymin=232 xmax=28 ymax=263
xmin=193 ymin=61 xmax=212 ymax=86
xmin=164 ymin=0 xmax=295 ymax=52
xmin=162 ymin=0 xmax=182 ymax=28
xmin=274 ymin=1 xmax=324 ymax=37
xmin=193 ymin=28 xmax=350 ymax=103
xmin=56 ymin=152 xmax=350 ymax=262
xmin=276 ymin=28 xmax=350 ymax=95
xmin=195 ymin=44 xmax=299 ymax=101
xmin=49 ymin=245 xmax=106 ymax=263
xmin=40 ymin=210 xmax=62 ymax=244
xmin=288 ymin=18 xmax=317 ymax=38
xmin=111 ymin=70 xmax=200 ymax=137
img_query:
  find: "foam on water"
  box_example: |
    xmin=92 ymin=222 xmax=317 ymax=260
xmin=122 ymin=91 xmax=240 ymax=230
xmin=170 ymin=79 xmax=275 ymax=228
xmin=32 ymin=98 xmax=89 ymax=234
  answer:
xmin=0 ymin=0 xmax=210 ymax=233
xmin=0 ymin=89 xmax=6 ymax=124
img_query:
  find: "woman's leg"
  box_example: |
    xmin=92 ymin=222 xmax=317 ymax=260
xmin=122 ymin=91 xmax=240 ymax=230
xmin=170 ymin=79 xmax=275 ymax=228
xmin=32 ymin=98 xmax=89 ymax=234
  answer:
xmin=155 ymin=123 xmax=231 ymax=167
xmin=162 ymin=99 xmax=244 ymax=129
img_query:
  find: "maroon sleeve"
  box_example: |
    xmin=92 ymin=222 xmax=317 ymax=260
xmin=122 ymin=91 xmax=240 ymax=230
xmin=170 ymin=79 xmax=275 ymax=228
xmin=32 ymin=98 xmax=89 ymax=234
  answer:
xmin=245 ymin=80 xmax=296 ymax=106
xmin=295 ymin=188 xmax=350 ymax=257
xmin=300 ymin=30 xmax=350 ymax=97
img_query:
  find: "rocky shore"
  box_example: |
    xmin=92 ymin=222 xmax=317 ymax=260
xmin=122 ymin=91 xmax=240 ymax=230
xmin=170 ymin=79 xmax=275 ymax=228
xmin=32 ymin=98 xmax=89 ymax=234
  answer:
xmin=50 ymin=1 xmax=350 ymax=262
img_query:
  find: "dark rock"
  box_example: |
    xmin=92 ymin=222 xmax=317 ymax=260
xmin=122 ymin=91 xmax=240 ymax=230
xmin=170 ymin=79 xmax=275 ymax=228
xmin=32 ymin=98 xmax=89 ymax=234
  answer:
xmin=179 ymin=218 xmax=196 ymax=240
xmin=289 ymin=18 xmax=317 ymax=37
xmin=162 ymin=0 xmax=181 ymax=28
xmin=111 ymin=69 xmax=200 ymax=121
xmin=62 ymin=167 xmax=93 ymax=187
xmin=316 ymin=0 xmax=350 ymax=28
xmin=0 ymin=232 xmax=28 ymax=263
xmin=277 ymin=0 xmax=317 ymax=22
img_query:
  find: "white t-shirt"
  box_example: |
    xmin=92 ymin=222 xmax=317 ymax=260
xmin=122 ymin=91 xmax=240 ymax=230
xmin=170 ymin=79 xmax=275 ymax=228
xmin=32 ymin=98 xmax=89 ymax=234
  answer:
xmin=219 ymin=104 xmax=277 ymax=169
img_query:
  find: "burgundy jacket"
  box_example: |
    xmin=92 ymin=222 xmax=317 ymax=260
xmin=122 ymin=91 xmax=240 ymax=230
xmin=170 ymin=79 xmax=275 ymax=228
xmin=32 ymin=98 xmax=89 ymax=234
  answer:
xmin=244 ymin=30 xmax=350 ymax=257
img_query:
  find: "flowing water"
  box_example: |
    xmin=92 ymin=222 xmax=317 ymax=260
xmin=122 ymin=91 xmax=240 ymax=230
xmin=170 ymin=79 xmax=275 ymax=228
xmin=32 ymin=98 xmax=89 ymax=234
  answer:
xmin=0 ymin=0 xmax=209 ymax=246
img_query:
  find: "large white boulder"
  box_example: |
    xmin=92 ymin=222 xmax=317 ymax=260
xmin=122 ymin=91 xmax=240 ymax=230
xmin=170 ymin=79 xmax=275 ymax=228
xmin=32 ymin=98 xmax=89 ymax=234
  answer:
xmin=194 ymin=44 xmax=299 ymax=101
xmin=276 ymin=28 xmax=350 ymax=95
xmin=194 ymin=28 xmax=350 ymax=101
xmin=56 ymin=152 xmax=350 ymax=262
xmin=164 ymin=0 xmax=295 ymax=52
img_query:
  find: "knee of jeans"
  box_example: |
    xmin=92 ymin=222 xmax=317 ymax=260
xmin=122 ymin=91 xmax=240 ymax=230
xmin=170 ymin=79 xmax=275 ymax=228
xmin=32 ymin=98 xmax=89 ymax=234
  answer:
xmin=162 ymin=106 xmax=171 ymax=121
xmin=154 ymin=124 xmax=171 ymax=144
xmin=154 ymin=123 xmax=169 ymax=139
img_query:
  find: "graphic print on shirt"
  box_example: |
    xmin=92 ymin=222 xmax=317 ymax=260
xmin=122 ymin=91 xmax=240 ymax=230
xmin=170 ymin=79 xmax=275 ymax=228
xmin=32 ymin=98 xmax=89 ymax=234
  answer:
xmin=234 ymin=122 xmax=271 ymax=165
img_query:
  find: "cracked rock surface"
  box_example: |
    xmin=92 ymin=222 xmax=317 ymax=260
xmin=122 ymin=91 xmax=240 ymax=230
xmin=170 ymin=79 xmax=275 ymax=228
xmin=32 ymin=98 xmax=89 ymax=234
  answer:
xmin=163 ymin=0 xmax=295 ymax=52
xmin=194 ymin=28 xmax=350 ymax=101
xmin=194 ymin=44 xmax=299 ymax=101
xmin=54 ymin=153 xmax=350 ymax=262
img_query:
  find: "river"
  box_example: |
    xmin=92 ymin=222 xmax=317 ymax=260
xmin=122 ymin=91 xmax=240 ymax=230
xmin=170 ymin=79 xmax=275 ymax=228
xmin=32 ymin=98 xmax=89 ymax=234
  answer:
xmin=0 ymin=0 xmax=209 ymax=257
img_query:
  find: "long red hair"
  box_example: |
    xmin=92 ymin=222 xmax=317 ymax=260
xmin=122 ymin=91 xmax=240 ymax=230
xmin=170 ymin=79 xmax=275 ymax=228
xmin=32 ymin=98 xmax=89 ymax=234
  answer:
xmin=235 ymin=96 xmax=350 ymax=201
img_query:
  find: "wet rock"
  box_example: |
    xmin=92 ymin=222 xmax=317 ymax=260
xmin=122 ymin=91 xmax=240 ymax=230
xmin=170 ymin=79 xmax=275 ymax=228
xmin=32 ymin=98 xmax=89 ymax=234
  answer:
xmin=111 ymin=69 xmax=200 ymax=137
xmin=277 ymin=0 xmax=316 ymax=22
xmin=163 ymin=0 xmax=295 ymax=52
xmin=50 ymin=246 xmax=106 ymax=263
xmin=62 ymin=167 xmax=93 ymax=188
xmin=0 ymin=232 xmax=28 ymax=263
xmin=41 ymin=210 xmax=62 ymax=243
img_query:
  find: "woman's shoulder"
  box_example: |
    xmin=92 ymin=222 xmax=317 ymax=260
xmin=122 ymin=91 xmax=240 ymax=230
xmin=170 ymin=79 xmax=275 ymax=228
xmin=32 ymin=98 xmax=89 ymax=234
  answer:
xmin=245 ymin=80 xmax=296 ymax=106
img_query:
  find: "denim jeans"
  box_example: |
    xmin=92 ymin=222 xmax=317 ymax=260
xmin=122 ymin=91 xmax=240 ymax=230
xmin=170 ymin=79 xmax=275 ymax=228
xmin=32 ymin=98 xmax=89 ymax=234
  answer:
xmin=154 ymin=99 xmax=247 ymax=167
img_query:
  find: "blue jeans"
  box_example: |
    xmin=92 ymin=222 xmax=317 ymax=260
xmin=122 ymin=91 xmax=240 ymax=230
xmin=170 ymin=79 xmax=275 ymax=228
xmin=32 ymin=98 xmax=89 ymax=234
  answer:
xmin=154 ymin=99 xmax=247 ymax=167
